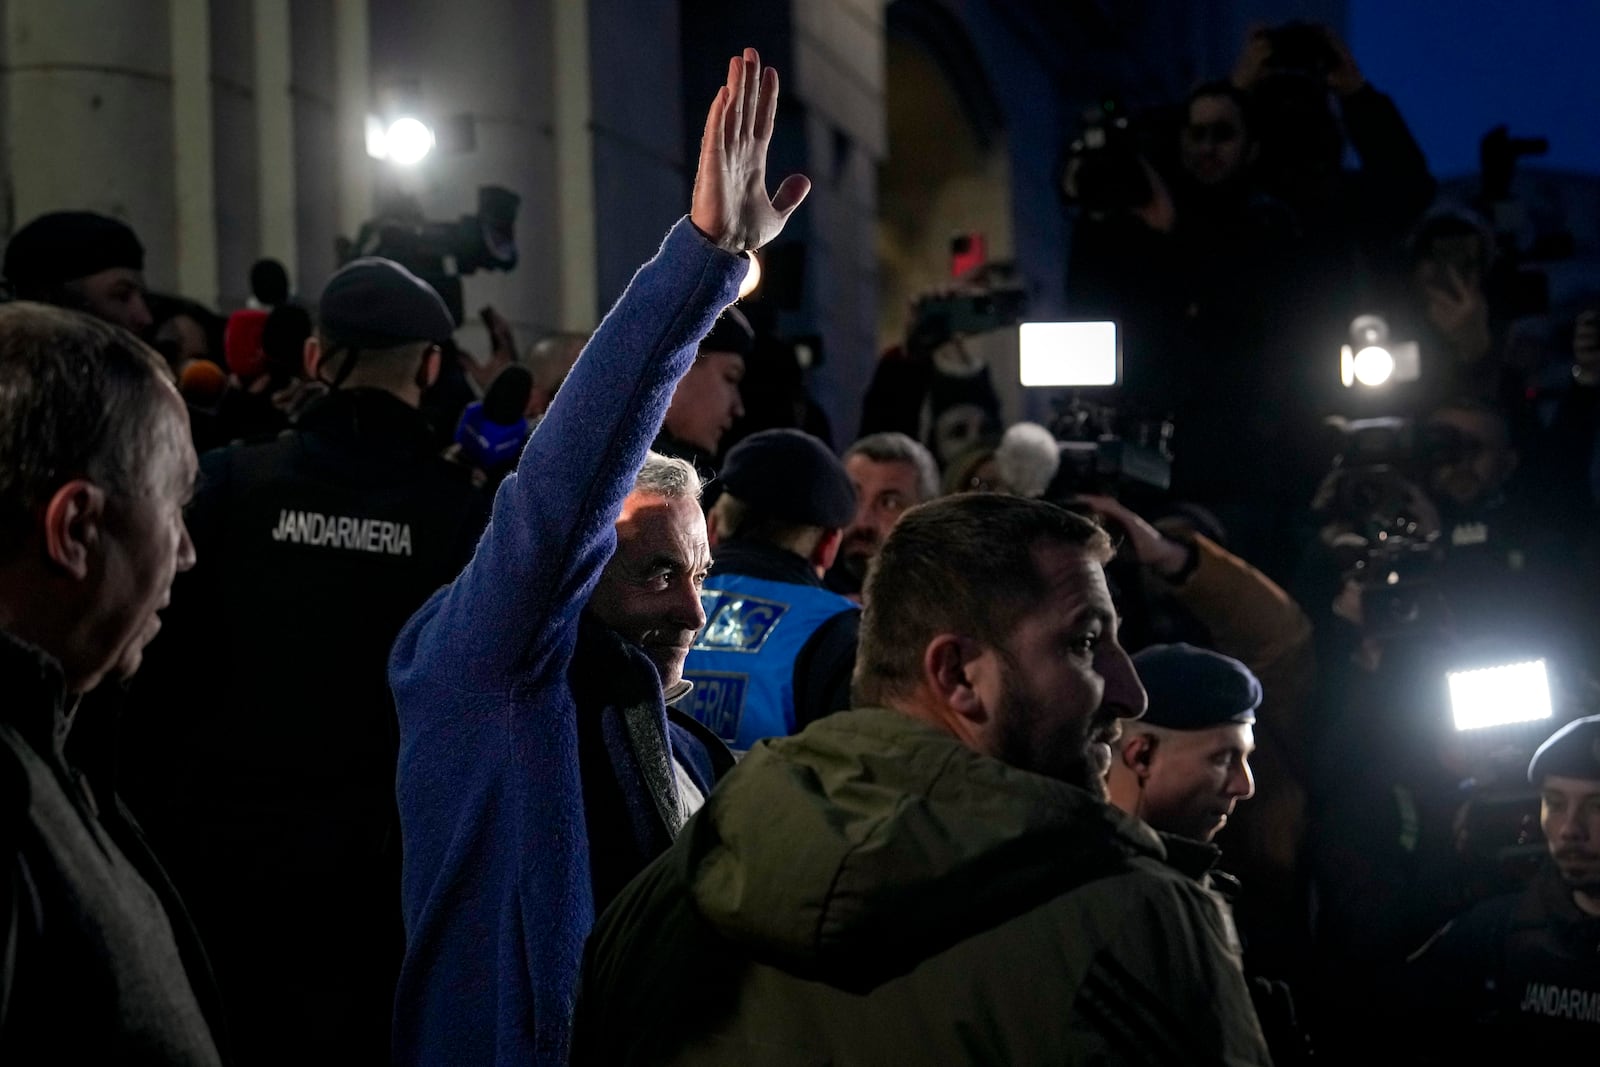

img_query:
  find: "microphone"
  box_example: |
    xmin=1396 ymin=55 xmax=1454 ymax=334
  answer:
xmin=454 ymin=364 xmax=533 ymax=473
xmin=995 ymin=421 xmax=1061 ymax=499
xmin=179 ymin=358 xmax=229 ymax=409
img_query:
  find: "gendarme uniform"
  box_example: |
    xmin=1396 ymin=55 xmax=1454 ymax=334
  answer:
xmin=682 ymin=429 xmax=859 ymax=754
xmin=1404 ymin=714 xmax=1600 ymax=1061
xmin=120 ymin=258 xmax=489 ymax=1066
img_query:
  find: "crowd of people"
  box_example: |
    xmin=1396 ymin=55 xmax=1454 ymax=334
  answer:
xmin=0 ymin=29 xmax=1596 ymax=1067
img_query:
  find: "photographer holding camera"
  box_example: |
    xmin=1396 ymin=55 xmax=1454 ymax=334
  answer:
xmin=1296 ymin=395 xmax=1595 ymax=1058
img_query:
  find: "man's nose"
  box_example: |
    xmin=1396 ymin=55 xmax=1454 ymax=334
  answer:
xmin=674 ymin=580 xmax=708 ymax=632
xmin=1230 ymin=761 xmax=1256 ymax=801
xmin=1103 ymin=643 xmax=1148 ymax=721
xmin=128 ymin=293 xmax=154 ymax=334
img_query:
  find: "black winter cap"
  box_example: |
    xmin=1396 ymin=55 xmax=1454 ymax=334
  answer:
xmin=1528 ymin=714 xmax=1600 ymax=785
xmin=3 ymin=211 xmax=144 ymax=295
xmin=719 ymin=428 xmax=856 ymax=529
xmin=700 ymin=305 xmax=755 ymax=358
xmin=1132 ymin=643 xmax=1261 ymax=729
xmin=317 ymin=257 xmax=456 ymax=349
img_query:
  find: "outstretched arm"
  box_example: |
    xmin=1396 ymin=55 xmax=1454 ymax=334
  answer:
xmin=393 ymin=48 xmax=808 ymax=693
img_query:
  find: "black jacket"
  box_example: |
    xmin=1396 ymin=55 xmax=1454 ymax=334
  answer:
xmin=1 ymin=631 xmax=229 ymax=1065
xmin=120 ymin=387 xmax=489 ymax=1067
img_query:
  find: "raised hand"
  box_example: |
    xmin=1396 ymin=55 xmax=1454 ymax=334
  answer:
xmin=691 ymin=48 xmax=811 ymax=253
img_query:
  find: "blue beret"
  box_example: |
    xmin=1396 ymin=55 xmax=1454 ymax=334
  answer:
xmin=318 ymin=257 xmax=456 ymax=349
xmin=4 ymin=211 xmax=144 ymax=295
xmin=1133 ymin=643 xmax=1262 ymax=730
xmin=719 ymin=428 xmax=856 ymax=529
xmin=1528 ymin=714 xmax=1600 ymax=785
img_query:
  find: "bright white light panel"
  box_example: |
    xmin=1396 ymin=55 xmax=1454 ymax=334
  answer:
xmin=1447 ymin=659 xmax=1553 ymax=731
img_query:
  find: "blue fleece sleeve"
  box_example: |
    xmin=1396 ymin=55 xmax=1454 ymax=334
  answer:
xmin=392 ymin=218 xmax=747 ymax=695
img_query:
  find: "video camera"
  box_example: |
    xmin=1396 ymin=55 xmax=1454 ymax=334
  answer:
xmin=1041 ymin=394 xmax=1173 ymax=505
xmin=1059 ymin=97 xmax=1156 ymax=220
xmin=337 ymin=184 xmax=521 ymax=327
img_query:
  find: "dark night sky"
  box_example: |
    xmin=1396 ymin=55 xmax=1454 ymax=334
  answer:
xmin=1349 ymin=2 xmax=1600 ymax=180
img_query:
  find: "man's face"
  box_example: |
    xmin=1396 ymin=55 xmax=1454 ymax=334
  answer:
xmin=1426 ymin=408 xmax=1516 ymax=508
xmin=839 ymin=456 xmax=922 ymax=577
xmin=74 ymin=267 xmax=153 ymax=335
xmin=84 ymin=394 xmax=198 ymax=689
xmin=983 ymin=543 xmax=1147 ymax=796
xmin=1541 ymin=775 xmax=1600 ymax=900
xmin=587 ymin=492 xmax=710 ymax=689
xmin=1139 ymin=724 xmax=1256 ymax=841
xmin=1181 ymin=94 xmax=1251 ymax=187
xmin=663 ymin=350 xmax=745 ymax=454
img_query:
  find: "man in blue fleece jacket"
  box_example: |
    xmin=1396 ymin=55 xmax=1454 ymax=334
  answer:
xmin=387 ymin=48 xmax=809 ymax=1067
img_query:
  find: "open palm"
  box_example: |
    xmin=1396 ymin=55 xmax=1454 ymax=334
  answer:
xmin=690 ymin=48 xmax=811 ymax=253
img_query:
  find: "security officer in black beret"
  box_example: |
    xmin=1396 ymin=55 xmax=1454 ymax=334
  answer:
xmin=1405 ymin=713 xmax=1600 ymax=1061
xmin=1105 ymin=643 xmax=1314 ymax=1065
xmin=1107 ymin=642 xmax=1263 ymax=844
xmin=680 ymin=428 xmax=860 ymax=754
xmin=2 ymin=209 xmax=153 ymax=333
xmin=119 ymin=257 xmax=491 ymax=1067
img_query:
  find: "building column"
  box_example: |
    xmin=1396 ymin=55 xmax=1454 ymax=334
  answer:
xmin=553 ymin=0 xmax=598 ymax=329
xmin=171 ymin=0 xmax=219 ymax=304
xmin=253 ymin=0 xmax=296 ymax=273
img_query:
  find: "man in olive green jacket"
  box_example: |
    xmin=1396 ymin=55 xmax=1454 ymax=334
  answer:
xmin=573 ymin=494 xmax=1273 ymax=1065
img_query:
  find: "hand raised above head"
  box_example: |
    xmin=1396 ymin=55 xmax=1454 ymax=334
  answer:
xmin=691 ymin=47 xmax=811 ymax=254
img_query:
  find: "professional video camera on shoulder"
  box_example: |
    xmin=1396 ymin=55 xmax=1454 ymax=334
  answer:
xmin=1011 ymin=318 xmax=1172 ymax=504
xmin=338 ymin=184 xmax=521 ymax=328
xmin=1059 ymin=96 xmax=1158 ymax=220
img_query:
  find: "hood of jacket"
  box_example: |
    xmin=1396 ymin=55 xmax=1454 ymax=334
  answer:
xmin=681 ymin=705 xmax=1170 ymax=989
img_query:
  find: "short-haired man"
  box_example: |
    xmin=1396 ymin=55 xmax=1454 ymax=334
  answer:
xmin=825 ymin=429 xmax=939 ymax=600
xmin=1405 ymin=713 xmax=1600 ymax=1059
xmin=3 ymin=210 xmax=154 ymax=334
xmin=682 ymin=428 xmax=860 ymax=753
xmin=0 ymin=304 xmax=224 ymax=1061
xmin=1107 ymin=642 xmax=1261 ymax=844
xmin=120 ymin=257 xmax=491 ymax=1064
xmin=388 ymin=49 xmax=808 ymax=1066
xmin=573 ymin=494 xmax=1273 ymax=1065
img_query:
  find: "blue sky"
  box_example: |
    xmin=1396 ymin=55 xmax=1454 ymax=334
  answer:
xmin=1349 ymin=2 xmax=1600 ymax=179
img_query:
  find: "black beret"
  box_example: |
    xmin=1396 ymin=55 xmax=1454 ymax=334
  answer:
xmin=700 ymin=305 xmax=755 ymax=358
xmin=719 ymin=428 xmax=856 ymax=529
xmin=1133 ymin=643 xmax=1262 ymax=730
xmin=3 ymin=211 xmax=144 ymax=294
xmin=1528 ymin=714 xmax=1600 ymax=785
xmin=317 ymin=257 xmax=455 ymax=349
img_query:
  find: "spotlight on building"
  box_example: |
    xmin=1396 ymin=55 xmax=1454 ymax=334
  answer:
xmin=367 ymin=115 xmax=436 ymax=166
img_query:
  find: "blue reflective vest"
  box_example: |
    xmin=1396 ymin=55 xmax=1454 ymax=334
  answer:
xmin=681 ymin=573 xmax=857 ymax=753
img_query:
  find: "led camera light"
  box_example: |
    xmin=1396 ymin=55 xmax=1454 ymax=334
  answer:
xmin=1446 ymin=659 xmax=1553 ymax=732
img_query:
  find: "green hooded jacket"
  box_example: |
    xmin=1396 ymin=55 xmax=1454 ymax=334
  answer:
xmin=574 ymin=707 xmax=1273 ymax=1065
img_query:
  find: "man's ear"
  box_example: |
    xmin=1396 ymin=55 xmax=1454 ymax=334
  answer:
xmin=421 ymin=345 xmax=442 ymax=390
xmin=1121 ymin=732 xmax=1157 ymax=779
xmin=42 ymin=479 xmax=107 ymax=580
xmin=303 ymin=335 xmax=323 ymax=382
xmin=810 ymin=527 xmax=843 ymax=576
xmin=705 ymin=506 xmax=724 ymax=548
xmin=924 ymin=633 xmax=988 ymax=726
